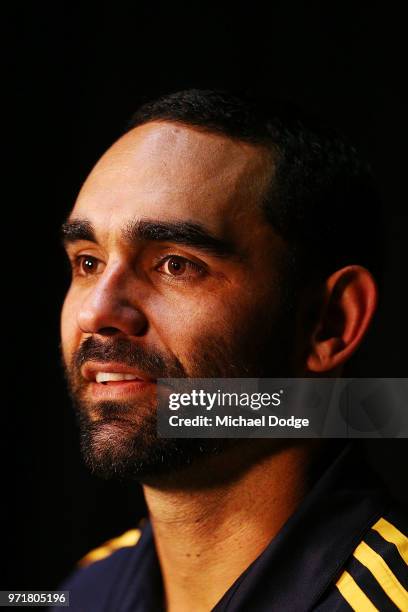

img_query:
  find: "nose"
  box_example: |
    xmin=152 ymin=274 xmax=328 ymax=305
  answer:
xmin=77 ymin=263 xmax=148 ymax=337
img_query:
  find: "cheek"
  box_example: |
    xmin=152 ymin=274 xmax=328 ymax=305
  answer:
xmin=149 ymin=289 xmax=261 ymax=360
xmin=60 ymin=290 xmax=81 ymax=366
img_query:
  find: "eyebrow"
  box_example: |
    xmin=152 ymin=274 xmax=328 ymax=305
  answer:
xmin=61 ymin=219 xmax=95 ymax=244
xmin=61 ymin=218 xmax=237 ymax=258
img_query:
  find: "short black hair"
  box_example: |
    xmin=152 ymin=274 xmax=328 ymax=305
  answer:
xmin=127 ymin=89 xmax=383 ymax=287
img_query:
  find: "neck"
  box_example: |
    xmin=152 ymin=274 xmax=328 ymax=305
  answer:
xmin=143 ymin=440 xmax=322 ymax=612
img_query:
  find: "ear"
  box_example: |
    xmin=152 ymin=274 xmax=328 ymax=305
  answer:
xmin=306 ymin=265 xmax=378 ymax=373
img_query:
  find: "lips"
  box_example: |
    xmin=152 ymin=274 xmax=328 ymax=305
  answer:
xmin=81 ymin=362 xmax=156 ymax=399
xmin=95 ymin=372 xmax=141 ymax=383
xmin=82 ymin=362 xmax=156 ymax=383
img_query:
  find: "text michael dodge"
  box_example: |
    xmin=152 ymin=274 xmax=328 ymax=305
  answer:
xmin=168 ymin=415 xmax=310 ymax=429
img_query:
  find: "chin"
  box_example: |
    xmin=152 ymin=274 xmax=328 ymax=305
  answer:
xmin=77 ymin=410 xmax=227 ymax=483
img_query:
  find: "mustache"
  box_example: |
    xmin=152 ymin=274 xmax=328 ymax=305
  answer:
xmin=71 ymin=336 xmax=187 ymax=379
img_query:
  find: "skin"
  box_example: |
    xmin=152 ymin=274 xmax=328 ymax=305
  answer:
xmin=61 ymin=122 xmax=289 ymax=374
xmin=61 ymin=121 xmax=378 ymax=611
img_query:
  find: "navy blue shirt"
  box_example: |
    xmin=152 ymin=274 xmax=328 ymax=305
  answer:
xmin=55 ymin=444 xmax=408 ymax=611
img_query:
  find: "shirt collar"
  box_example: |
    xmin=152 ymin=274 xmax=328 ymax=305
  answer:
xmin=213 ymin=442 xmax=389 ymax=611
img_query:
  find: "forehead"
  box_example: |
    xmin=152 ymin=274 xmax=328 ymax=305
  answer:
xmin=71 ymin=121 xmax=273 ymax=238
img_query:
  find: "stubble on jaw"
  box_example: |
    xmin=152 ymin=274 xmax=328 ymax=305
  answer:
xmin=63 ymin=268 xmax=298 ymax=483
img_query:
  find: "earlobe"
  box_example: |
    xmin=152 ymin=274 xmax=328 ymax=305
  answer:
xmin=306 ymin=265 xmax=378 ymax=373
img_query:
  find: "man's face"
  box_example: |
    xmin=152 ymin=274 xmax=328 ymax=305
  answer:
xmin=61 ymin=121 xmax=299 ymax=480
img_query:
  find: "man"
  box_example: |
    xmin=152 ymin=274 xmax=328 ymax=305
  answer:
xmin=58 ymin=90 xmax=407 ymax=611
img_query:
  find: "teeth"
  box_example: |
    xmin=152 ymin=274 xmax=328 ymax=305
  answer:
xmin=95 ymin=372 xmax=139 ymax=383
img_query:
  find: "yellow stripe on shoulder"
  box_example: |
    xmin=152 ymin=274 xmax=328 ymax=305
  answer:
xmin=336 ymin=570 xmax=378 ymax=611
xmin=353 ymin=540 xmax=408 ymax=610
xmin=78 ymin=528 xmax=142 ymax=568
xmin=372 ymin=517 xmax=408 ymax=565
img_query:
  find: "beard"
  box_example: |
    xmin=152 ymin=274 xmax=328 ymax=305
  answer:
xmin=63 ymin=302 xmax=296 ymax=483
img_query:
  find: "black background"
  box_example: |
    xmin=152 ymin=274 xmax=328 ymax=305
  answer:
xmin=2 ymin=1 xmax=407 ymax=591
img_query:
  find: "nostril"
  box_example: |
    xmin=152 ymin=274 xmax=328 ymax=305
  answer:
xmin=98 ymin=327 xmax=121 ymax=336
xmin=78 ymin=302 xmax=149 ymax=337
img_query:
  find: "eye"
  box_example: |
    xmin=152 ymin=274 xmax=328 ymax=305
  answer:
xmin=157 ymin=255 xmax=205 ymax=280
xmin=73 ymin=255 xmax=104 ymax=276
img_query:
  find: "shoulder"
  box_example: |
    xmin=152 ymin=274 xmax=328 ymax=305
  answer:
xmin=317 ymin=502 xmax=408 ymax=611
xmin=52 ymin=527 xmax=144 ymax=612
xmin=77 ymin=528 xmax=142 ymax=568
